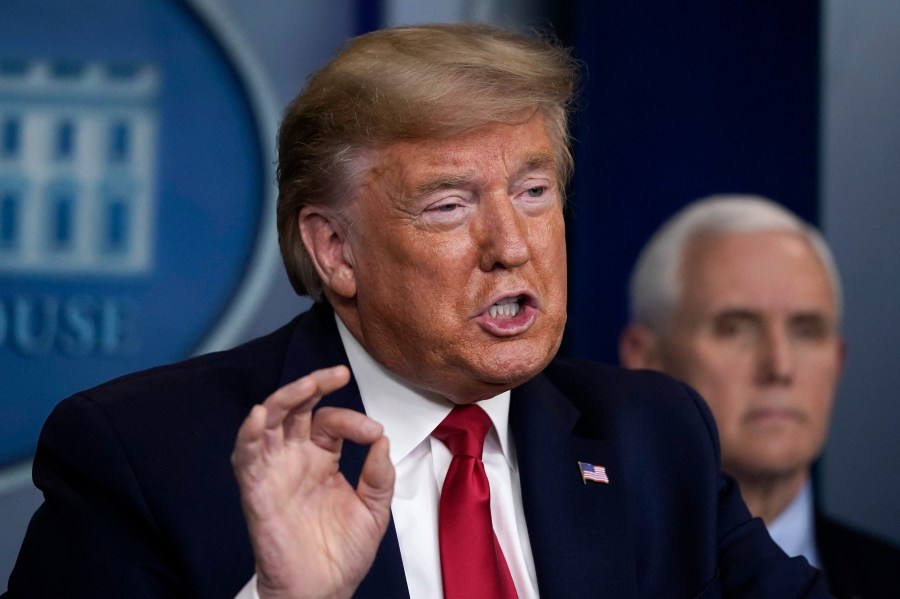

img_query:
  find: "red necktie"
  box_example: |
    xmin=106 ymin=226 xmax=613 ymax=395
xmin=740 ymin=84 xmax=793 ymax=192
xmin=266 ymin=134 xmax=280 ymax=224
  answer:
xmin=432 ymin=404 xmax=518 ymax=599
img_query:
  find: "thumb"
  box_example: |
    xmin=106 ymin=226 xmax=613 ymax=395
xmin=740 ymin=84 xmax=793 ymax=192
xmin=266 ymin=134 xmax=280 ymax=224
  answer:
xmin=356 ymin=435 xmax=395 ymax=529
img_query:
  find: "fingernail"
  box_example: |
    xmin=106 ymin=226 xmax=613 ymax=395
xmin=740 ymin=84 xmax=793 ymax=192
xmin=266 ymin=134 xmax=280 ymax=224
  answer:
xmin=364 ymin=419 xmax=383 ymax=436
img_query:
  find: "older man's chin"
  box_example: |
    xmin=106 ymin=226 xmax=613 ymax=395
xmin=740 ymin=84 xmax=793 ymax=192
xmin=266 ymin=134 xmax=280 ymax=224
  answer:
xmin=464 ymin=338 xmax=563 ymax=398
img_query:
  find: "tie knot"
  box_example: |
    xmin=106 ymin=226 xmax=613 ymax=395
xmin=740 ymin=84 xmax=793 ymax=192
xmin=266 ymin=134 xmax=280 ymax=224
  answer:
xmin=432 ymin=404 xmax=493 ymax=459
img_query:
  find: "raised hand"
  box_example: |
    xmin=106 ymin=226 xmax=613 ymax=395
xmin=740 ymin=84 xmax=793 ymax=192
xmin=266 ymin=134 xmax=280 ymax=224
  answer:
xmin=232 ymin=366 xmax=394 ymax=599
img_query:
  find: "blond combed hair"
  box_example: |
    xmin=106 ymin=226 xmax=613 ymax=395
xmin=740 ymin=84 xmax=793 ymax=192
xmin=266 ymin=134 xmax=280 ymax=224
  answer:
xmin=276 ymin=23 xmax=579 ymax=300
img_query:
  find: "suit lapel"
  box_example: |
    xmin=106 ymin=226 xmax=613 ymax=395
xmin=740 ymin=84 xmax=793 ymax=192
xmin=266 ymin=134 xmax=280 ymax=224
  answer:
xmin=511 ymin=374 xmax=636 ymax=598
xmin=279 ymin=305 xmax=636 ymax=597
xmin=280 ymin=304 xmax=411 ymax=599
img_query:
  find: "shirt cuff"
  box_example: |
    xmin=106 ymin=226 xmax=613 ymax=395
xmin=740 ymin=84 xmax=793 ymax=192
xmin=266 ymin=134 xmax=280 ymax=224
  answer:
xmin=234 ymin=574 xmax=260 ymax=599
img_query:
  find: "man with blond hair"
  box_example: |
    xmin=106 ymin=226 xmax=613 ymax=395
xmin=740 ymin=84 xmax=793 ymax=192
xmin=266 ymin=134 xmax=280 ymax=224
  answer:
xmin=8 ymin=28 xmax=829 ymax=598
xmin=620 ymin=194 xmax=900 ymax=597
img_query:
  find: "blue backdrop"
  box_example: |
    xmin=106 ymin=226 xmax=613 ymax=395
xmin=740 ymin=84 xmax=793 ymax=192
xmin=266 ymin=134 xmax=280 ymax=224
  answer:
xmin=558 ymin=1 xmax=820 ymax=364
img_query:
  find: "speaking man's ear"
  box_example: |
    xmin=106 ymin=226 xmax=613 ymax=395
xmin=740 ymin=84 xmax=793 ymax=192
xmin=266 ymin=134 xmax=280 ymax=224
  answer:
xmin=618 ymin=323 xmax=663 ymax=370
xmin=299 ymin=206 xmax=357 ymax=299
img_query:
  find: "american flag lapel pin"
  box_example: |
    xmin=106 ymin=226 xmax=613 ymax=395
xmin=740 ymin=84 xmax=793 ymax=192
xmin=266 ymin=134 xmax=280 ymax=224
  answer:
xmin=578 ymin=461 xmax=610 ymax=485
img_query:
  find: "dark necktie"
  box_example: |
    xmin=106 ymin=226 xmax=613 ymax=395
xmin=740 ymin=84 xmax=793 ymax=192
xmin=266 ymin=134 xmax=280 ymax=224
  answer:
xmin=432 ymin=404 xmax=518 ymax=599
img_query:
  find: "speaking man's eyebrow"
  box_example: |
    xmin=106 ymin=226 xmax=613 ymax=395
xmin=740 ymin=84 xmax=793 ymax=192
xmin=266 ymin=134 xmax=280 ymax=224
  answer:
xmin=412 ymin=153 xmax=556 ymax=198
xmin=520 ymin=152 xmax=556 ymax=174
xmin=413 ymin=174 xmax=473 ymax=198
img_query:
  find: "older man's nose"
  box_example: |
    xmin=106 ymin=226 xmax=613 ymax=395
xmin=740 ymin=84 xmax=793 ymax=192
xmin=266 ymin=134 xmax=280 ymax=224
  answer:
xmin=477 ymin=197 xmax=531 ymax=271
xmin=756 ymin=327 xmax=794 ymax=386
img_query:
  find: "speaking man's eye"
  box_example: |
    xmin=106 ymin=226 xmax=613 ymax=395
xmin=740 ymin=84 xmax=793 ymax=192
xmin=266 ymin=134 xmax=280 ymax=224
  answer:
xmin=526 ymin=186 xmax=547 ymax=197
xmin=422 ymin=199 xmax=470 ymax=224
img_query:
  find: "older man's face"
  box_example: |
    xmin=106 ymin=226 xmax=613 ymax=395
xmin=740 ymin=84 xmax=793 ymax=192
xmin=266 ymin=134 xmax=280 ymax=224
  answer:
xmin=655 ymin=231 xmax=842 ymax=483
xmin=339 ymin=113 xmax=567 ymax=403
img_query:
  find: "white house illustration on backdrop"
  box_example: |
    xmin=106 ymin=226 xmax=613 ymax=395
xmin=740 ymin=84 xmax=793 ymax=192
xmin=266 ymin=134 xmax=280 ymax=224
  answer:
xmin=0 ymin=58 xmax=159 ymax=276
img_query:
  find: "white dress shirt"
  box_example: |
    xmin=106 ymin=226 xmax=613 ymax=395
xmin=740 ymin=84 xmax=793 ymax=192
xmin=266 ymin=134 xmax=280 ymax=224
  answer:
xmin=766 ymin=479 xmax=822 ymax=569
xmin=236 ymin=315 xmax=539 ymax=599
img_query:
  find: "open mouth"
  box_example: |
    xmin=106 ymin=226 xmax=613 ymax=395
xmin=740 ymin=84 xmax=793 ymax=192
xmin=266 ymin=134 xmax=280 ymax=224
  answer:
xmin=488 ymin=296 xmax=523 ymax=319
xmin=477 ymin=294 xmax=536 ymax=336
xmin=488 ymin=295 xmax=528 ymax=318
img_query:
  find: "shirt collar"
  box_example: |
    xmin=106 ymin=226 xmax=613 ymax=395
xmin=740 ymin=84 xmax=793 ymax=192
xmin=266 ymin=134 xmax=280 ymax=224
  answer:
xmin=767 ymin=479 xmax=821 ymax=568
xmin=335 ymin=313 xmax=513 ymax=467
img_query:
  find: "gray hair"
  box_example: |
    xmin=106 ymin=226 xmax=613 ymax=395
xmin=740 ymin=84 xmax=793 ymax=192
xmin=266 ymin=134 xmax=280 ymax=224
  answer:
xmin=628 ymin=194 xmax=843 ymax=332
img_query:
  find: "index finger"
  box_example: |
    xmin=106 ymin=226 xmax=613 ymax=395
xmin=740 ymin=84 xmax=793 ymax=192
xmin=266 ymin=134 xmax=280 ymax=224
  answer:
xmin=263 ymin=365 xmax=351 ymax=430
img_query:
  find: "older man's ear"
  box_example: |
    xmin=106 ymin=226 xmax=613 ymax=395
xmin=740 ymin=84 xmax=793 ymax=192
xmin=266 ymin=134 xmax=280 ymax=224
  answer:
xmin=618 ymin=323 xmax=663 ymax=370
xmin=299 ymin=207 xmax=358 ymax=300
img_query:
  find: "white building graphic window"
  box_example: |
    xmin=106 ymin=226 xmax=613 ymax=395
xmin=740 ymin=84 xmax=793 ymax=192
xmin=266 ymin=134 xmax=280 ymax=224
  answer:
xmin=1 ymin=116 xmax=20 ymax=158
xmin=0 ymin=58 xmax=159 ymax=275
xmin=108 ymin=120 xmax=130 ymax=163
xmin=46 ymin=180 xmax=77 ymax=251
xmin=100 ymin=178 xmax=137 ymax=255
xmin=54 ymin=119 xmax=75 ymax=161
xmin=0 ymin=185 xmax=22 ymax=248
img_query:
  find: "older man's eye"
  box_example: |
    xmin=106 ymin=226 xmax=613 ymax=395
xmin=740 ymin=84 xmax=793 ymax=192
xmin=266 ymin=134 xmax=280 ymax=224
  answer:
xmin=715 ymin=321 xmax=740 ymax=337
xmin=526 ymin=186 xmax=547 ymax=197
xmin=792 ymin=317 xmax=830 ymax=341
xmin=424 ymin=202 xmax=461 ymax=214
xmin=422 ymin=201 xmax=469 ymax=224
xmin=713 ymin=316 xmax=756 ymax=339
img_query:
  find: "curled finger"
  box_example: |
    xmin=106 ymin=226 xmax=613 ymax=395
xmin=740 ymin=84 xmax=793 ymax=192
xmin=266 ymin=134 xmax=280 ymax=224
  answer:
xmin=264 ymin=366 xmax=352 ymax=439
xmin=309 ymin=407 xmax=384 ymax=454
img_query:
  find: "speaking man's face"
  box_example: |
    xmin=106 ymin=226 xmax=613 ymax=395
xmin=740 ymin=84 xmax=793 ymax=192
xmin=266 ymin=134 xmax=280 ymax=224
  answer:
xmin=337 ymin=112 xmax=567 ymax=403
xmin=655 ymin=231 xmax=843 ymax=483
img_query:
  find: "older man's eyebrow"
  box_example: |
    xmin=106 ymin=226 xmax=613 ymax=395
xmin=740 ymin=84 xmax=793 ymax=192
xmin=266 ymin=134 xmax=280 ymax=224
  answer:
xmin=412 ymin=153 xmax=556 ymax=198
xmin=519 ymin=152 xmax=556 ymax=175
xmin=712 ymin=308 xmax=763 ymax=326
xmin=790 ymin=312 xmax=834 ymax=331
xmin=413 ymin=174 xmax=474 ymax=198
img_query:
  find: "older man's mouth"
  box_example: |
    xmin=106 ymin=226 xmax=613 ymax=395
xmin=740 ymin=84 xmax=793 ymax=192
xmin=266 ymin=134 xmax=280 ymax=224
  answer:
xmin=478 ymin=295 xmax=537 ymax=336
xmin=488 ymin=297 xmax=522 ymax=319
xmin=743 ymin=406 xmax=806 ymax=427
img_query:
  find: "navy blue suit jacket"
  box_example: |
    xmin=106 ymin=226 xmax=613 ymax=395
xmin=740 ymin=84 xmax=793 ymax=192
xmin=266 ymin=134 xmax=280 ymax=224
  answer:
xmin=815 ymin=511 xmax=900 ymax=598
xmin=5 ymin=303 xmax=831 ymax=598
